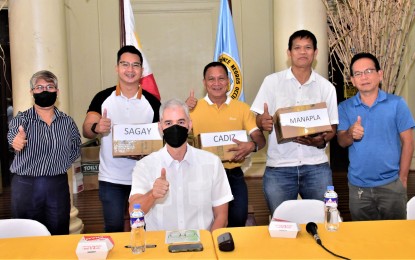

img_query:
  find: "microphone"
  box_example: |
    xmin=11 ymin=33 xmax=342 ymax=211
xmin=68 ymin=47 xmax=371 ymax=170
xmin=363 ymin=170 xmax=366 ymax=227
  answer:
xmin=306 ymin=222 xmax=322 ymax=245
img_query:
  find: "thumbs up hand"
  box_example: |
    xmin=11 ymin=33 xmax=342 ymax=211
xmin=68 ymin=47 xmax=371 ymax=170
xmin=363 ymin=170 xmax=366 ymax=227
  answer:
xmin=259 ymin=103 xmax=274 ymax=131
xmin=348 ymin=116 xmax=364 ymax=140
xmin=12 ymin=125 xmax=28 ymax=151
xmin=152 ymin=168 xmax=169 ymax=199
xmin=185 ymin=89 xmax=198 ymax=110
xmin=96 ymin=108 xmax=111 ymax=134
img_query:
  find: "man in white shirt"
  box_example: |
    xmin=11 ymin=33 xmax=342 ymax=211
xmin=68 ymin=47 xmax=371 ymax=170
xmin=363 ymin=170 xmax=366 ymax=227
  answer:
xmin=251 ymin=30 xmax=338 ymax=214
xmin=129 ymin=98 xmax=233 ymax=231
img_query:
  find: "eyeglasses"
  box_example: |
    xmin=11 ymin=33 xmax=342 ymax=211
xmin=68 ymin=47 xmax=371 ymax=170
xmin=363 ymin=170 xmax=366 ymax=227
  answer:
xmin=352 ymin=68 xmax=377 ymax=78
xmin=119 ymin=61 xmax=142 ymax=69
xmin=31 ymin=84 xmax=57 ymax=92
xmin=167 ymin=230 xmax=199 ymax=240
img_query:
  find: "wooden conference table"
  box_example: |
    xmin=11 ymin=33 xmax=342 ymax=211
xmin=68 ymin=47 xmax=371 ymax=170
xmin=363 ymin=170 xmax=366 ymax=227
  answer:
xmin=0 ymin=220 xmax=414 ymax=259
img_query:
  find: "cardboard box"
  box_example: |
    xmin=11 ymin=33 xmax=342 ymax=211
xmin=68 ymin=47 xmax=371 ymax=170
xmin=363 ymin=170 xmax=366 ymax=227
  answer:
xmin=198 ymin=130 xmax=248 ymax=161
xmin=76 ymin=236 xmax=114 ymax=260
xmin=81 ymin=146 xmax=100 ymax=191
xmin=274 ymin=102 xmax=332 ymax=144
xmin=268 ymin=219 xmax=300 ymax=238
xmin=113 ymin=123 xmax=163 ymax=156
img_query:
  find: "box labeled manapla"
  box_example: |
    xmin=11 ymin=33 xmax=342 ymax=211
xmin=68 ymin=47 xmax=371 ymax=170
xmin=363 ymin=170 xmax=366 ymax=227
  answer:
xmin=274 ymin=102 xmax=332 ymax=144
xmin=113 ymin=122 xmax=163 ymax=156
xmin=198 ymin=130 xmax=248 ymax=161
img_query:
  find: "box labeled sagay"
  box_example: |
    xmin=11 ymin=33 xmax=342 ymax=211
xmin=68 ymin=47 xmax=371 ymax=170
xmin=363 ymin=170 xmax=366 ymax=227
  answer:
xmin=274 ymin=102 xmax=332 ymax=144
xmin=198 ymin=130 xmax=248 ymax=161
xmin=268 ymin=219 xmax=300 ymax=238
xmin=113 ymin=123 xmax=163 ymax=156
xmin=76 ymin=236 xmax=114 ymax=260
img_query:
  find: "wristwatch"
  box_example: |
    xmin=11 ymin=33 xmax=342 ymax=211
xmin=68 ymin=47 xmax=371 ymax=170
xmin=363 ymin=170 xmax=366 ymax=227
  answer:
xmin=252 ymin=141 xmax=258 ymax=152
xmin=91 ymin=122 xmax=98 ymax=134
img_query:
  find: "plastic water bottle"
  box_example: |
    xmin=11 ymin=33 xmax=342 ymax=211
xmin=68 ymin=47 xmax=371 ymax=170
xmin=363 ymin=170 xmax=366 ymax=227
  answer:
xmin=130 ymin=204 xmax=146 ymax=254
xmin=324 ymin=185 xmax=339 ymax=231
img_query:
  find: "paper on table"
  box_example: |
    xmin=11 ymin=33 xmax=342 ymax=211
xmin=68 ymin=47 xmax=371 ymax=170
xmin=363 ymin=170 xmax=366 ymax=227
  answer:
xmin=165 ymin=230 xmax=200 ymax=244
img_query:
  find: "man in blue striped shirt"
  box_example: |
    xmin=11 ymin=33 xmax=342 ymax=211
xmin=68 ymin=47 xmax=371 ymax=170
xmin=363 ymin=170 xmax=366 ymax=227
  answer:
xmin=7 ymin=70 xmax=81 ymax=235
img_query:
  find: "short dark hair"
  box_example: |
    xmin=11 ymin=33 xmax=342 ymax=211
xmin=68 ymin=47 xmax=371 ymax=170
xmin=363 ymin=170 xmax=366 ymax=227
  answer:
xmin=117 ymin=45 xmax=143 ymax=63
xmin=288 ymin=30 xmax=317 ymax=50
xmin=350 ymin=52 xmax=381 ymax=76
xmin=203 ymin=61 xmax=228 ymax=78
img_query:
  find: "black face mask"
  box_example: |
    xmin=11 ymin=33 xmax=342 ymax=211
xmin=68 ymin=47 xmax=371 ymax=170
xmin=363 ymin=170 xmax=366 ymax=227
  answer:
xmin=163 ymin=124 xmax=188 ymax=148
xmin=33 ymin=91 xmax=57 ymax=107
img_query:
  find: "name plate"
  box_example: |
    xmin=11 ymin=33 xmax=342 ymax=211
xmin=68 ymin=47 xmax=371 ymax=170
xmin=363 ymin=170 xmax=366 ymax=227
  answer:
xmin=113 ymin=123 xmax=162 ymax=141
xmin=279 ymin=108 xmax=330 ymax=128
xmin=113 ymin=123 xmax=163 ymax=156
xmin=199 ymin=130 xmax=248 ymax=147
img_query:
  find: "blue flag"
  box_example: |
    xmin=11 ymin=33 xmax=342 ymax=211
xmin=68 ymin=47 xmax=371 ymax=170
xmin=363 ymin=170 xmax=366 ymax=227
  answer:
xmin=214 ymin=0 xmax=244 ymax=101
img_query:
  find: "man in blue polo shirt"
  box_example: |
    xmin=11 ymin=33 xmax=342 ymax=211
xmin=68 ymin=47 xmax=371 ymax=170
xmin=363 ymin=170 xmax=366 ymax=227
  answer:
xmin=82 ymin=46 xmax=160 ymax=232
xmin=337 ymin=52 xmax=414 ymax=221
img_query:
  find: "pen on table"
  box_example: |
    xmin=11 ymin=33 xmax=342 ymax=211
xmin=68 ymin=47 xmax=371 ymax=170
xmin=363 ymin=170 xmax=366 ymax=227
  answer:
xmin=125 ymin=244 xmax=157 ymax=248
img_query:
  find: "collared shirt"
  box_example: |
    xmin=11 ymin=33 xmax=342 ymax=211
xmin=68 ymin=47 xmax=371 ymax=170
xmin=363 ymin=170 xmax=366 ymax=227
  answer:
xmin=7 ymin=106 xmax=81 ymax=176
xmin=251 ymin=68 xmax=339 ymax=167
xmin=190 ymin=95 xmax=259 ymax=169
xmin=86 ymin=85 xmax=160 ymax=185
xmin=338 ymin=89 xmax=415 ymax=187
xmin=130 ymin=144 xmax=234 ymax=231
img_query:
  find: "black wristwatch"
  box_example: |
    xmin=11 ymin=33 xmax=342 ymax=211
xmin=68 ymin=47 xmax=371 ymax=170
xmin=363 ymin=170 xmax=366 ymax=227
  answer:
xmin=317 ymin=138 xmax=326 ymax=149
xmin=252 ymin=141 xmax=258 ymax=152
xmin=91 ymin=122 xmax=99 ymax=134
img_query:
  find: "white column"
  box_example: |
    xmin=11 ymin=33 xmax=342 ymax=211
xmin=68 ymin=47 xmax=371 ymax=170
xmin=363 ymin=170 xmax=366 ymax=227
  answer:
xmin=273 ymin=0 xmax=331 ymax=157
xmin=8 ymin=0 xmax=83 ymax=234
xmin=273 ymin=0 xmax=328 ymax=77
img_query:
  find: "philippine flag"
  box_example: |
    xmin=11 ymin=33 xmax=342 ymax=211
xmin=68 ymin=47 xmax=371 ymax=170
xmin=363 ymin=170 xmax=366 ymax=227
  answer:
xmin=124 ymin=0 xmax=161 ymax=100
xmin=214 ymin=0 xmax=244 ymax=101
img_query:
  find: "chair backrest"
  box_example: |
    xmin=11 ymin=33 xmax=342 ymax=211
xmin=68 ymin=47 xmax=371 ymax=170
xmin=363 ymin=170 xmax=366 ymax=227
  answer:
xmin=407 ymin=196 xmax=415 ymax=220
xmin=272 ymin=199 xmax=325 ymax=224
xmin=0 ymin=219 xmax=51 ymax=238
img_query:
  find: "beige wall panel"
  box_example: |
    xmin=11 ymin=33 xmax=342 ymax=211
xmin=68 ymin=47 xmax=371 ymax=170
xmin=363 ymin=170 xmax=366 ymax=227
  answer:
xmin=132 ymin=0 xmax=219 ymax=102
xmin=65 ymin=0 xmax=119 ymax=135
xmin=97 ymin=0 xmax=120 ymax=87
xmin=233 ymin=0 xmax=274 ymax=105
xmin=66 ymin=0 xmax=102 ymax=130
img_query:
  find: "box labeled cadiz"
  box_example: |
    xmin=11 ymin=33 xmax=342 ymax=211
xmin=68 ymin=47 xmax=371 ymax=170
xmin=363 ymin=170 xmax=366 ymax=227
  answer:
xmin=113 ymin=123 xmax=163 ymax=156
xmin=274 ymin=102 xmax=332 ymax=144
xmin=198 ymin=130 xmax=248 ymax=161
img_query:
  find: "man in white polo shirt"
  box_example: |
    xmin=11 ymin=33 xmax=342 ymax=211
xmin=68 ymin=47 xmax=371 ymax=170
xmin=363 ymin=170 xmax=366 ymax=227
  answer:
xmin=129 ymin=98 xmax=233 ymax=231
xmin=82 ymin=46 xmax=160 ymax=232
